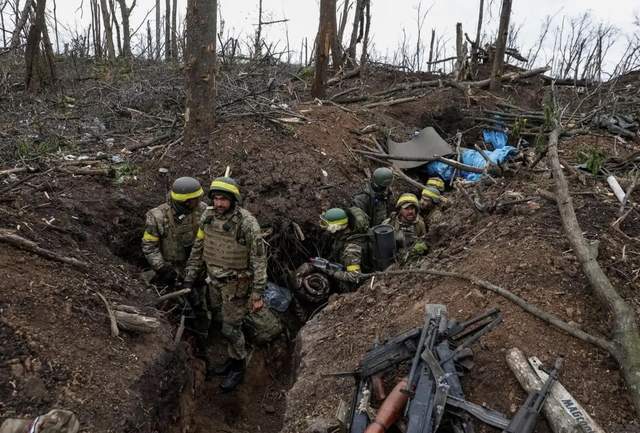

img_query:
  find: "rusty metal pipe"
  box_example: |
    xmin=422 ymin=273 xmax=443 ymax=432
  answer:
xmin=364 ymin=377 xmax=409 ymax=433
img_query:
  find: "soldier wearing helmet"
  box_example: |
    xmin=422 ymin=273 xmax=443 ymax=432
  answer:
xmin=383 ymin=193 xmax=428 ymax=261
xmin=352 ymin=167 xmax=394 ymax=226
xmin=183 ymin=176 xmax=270 ymax=393
xmin=142 ymin=176 xmax=207 ymax=284
xmin=420 ymin=179 xmax=446 ymax=226
xmin=317 ymin=207 xmax=370 ymax=290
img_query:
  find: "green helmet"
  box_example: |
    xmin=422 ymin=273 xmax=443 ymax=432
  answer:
xmin=170 ymin=177 xmax=204 ymax=202
xmin=209 ymin=176 xmax=241 ymax=202
xmin=371 ymin=167 xmax=393 ymax=189
xmin=320 ymin=208 xmax=349 ymax=232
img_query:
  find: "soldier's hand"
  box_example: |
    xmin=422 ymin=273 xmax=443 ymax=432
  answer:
xmin=250 ymin=293 xmax=264 ymax=313
xmin=155 ymin=265 xmax=177 ymax=285
xmin=413 ymin=241 xmax=428 ymax=255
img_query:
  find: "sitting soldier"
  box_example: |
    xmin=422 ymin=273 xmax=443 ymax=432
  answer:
xmin=384 ymin=193 xmax=428 ymax=263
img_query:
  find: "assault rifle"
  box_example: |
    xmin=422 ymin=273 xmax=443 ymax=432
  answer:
xmin=503 ymin=357 xmax=563 ymax=433
xmin=310 ymin=257 xmax=344 ymax=273
xmin=347 ymin=305 xmax=508 ymax=433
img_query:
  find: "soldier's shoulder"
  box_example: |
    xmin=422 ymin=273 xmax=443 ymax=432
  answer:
xmin=237 ymin=207 xmax=259 ymax=225
xmin=148 ymin=202 xmax=170 ymax=218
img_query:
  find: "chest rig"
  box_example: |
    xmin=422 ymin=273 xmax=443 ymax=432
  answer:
xmin=160 ymin=204 xmax=201 ymax=264
xmin=203 ymin=211 xmax=249 ymax=271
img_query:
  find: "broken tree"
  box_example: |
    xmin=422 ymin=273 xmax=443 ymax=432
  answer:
xmin=184 ymin=0 xmax=217 ymax=146
xmin=24 ymin=0 xmax=56 ymax=91
xmin=490 ymin=0 xmax=512 ymax=90
xmin=312 ymin=0 xmax=338 ymax=98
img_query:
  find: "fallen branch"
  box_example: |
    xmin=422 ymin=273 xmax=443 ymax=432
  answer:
xmin=363 ymin=94 xmax=425 ymax=109
xmin=0 ymin=230 xmax=90 ymax=270
xmin=548 ymin=124 xmax=640 ymax=416
xmin=113 ymin=310 xmax=160 ymax=333
xmin=96 ymin=292 xmax=120 ymax=337
xmin=369 ymin=268 xmax=614 ymax=353
xmin=152 ymin=288 xmax=191 ymax=305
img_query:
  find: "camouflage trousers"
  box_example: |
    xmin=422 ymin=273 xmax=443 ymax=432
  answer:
xmin=208 ymin=277 xmax=282 ymax=361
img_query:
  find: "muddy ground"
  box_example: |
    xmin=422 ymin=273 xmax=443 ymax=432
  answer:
xmin=1 ymin=56 xmax=640 ymax=432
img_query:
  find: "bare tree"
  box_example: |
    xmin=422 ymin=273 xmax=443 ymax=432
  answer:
xmin=312 ymin=0 xmax=336 ymax=97
xmin=470 ymin=0 xmax=484 ymax=74
xmin=346 ymin=0 xmax=365 ymax=66
xmin=490 ymin=0 xmax=512 ymax=90
xmin=358 ymin=0 xmax=370 ymax=74
xmin=52 ymin=0 xmax=58 ymax=52
xmin=109 ymin=0 xmax=122 ymax=55
xmin=164 ymin=0 xmax=170 ymax=59
xmin=116 ymin=0 xmax=135 ymax=57
xmin=184 ymin=0 xmax=217 ymax=147
xmin=171 ymin=0 xmax=177 ymax=58
xmin=155 ymin=0 xmax=160 ymax=59
xmin=253 ymin=0 xmax=263 ymax=58
xmin=10 ymin=0 xmax=33 ymax=49
xmin=25 ymin=0 xmax=55 ymax=91
xmin=100 ymin=0 xmax=116 ymax=60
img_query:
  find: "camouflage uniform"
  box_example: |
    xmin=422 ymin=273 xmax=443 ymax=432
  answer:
xmin=326 ymin=207 xmax=370 ymax=289
xmin=352 ymin=183 xmax=393 ymax=226
xmin=142 ymin=200 xmax=208 ymax=278
xmin=384 ymin=212 xmax=427 ymax=262
xmin=184 ymin=205 xmax=267 ymax=361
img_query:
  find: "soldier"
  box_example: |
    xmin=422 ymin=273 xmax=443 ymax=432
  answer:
xmin=316 ymin=207 xmax=370 ymax=290
xmin=420 ymin=184 xmax=445 ymax=226
xmin=352 ymin=167 xmax=394 ymax=226
xmin=142 ymin=176 xmax=207 ymax=284
xmin=383 ymin=193 xmax=428 ymax=261
xmin=183 ymin=177 xmax=268 ymax=392
xmin=141 ymin=176 xmax=210 ymax=354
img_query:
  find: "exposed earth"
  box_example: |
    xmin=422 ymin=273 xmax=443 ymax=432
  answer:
xmin=1 ymin=57 xmax=640 ymax=432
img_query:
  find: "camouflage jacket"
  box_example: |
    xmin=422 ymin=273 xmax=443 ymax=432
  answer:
xmin=184 ymin=206 xmax=267 ymax=295
xmin=142 ymin=201 xmax=207 ymax=275
xmin=328 ymin=225 xmax=370 ymax=285
xmin=384 ymin=212 xmax=426 ymax=249
xmin=352 ymin=183 xmax=392 ymax=226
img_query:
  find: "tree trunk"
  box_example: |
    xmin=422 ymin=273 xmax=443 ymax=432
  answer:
xmin=427 ymin=29 xmax=435 ymax=72
xmin=52 ymin=0 xmax=59 ymax=53
xmin=471 ymin=0 xmax=484 ymax=74
xmin=455 ymin=22 xmax=463 ymax=80
xmin=336 ymin=0 xmax=350 ymax=45
xmin=155 ymin=0 xmax=160 ymax=59
xmin=254 ymin=0 xmax=263 ymax=58
xmin=0 ymin=4 xmax=6 ymax=47
xmin=548 ymin=126 xmax=640 ymax=417
xmin=184 ymin=0 xmax=217 ymax=147
xmin=24 ymin=0 xmax=47 ymax=91
xmin=116 ymin=0 xmax=133 ymax=57
xmin=346 ymin=0 xmax=364 ymax=66
xmin=90 ymin=0 xmax=102 ymax=59
xmin=171 ymin=0 xmax=177 ymax=59
xmin=100 ymin=0 xmax=116 ymax=60
xmin=165 ymin=0 xmax=170 ymax=60
xmin=490 ymin=0 xmax=512 ymax=90
xmin=358 ymin=0 xmax=370 ymax=76
xmin=312 ymin=0 xmax=335 ymax=98
xmin=10 ymin=0 xmax=33 ymax=50
xmin=109 ymin=0 xmax=122 ymax=56
xmin=331 ymin=5 xmax=342 ymax=69
xmin=146 ymin=19 xmax=152 ymax=59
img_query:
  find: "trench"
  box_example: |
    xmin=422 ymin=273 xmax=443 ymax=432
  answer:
xmin=104 ymin=207 xmax=326 ymax=433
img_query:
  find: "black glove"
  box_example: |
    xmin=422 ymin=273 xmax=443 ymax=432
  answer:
xmin=155 ymin=265 xmax=177 ymax=285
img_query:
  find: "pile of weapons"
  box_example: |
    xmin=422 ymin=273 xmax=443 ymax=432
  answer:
xmin=346 ymin=304 xmax=562 ymax=433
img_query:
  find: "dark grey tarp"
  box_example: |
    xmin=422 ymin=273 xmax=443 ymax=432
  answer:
xmin=387 ymin=127 xmax=453 ymax=169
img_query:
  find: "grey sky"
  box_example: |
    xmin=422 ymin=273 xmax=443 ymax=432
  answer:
xmin=43 ymin=1 xmax=640 ymax=73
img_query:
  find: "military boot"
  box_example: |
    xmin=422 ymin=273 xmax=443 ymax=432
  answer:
xmin=220 ymin=359 xmax=245 ymax=393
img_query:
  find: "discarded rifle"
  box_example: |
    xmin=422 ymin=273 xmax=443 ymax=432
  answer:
xmin=341 ymin=304 xmax=562 ymax=433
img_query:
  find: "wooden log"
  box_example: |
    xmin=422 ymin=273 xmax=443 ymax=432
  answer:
xmin=113 ymin=310 xmax=160 ymax=333
xmin=506 ymin=348 xmax=605 ymax=433
xmin=152 ymin=288 xmax=191 ymax=305
xmin=0 ymin=229 xmax=90 ymax=270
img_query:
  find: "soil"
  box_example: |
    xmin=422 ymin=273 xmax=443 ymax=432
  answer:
xmin=1 ymin=56 xmax=640 ymax=433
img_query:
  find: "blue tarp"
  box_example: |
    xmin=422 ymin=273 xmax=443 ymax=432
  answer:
xmin=423 ymin=129 xmax=516 ymax=182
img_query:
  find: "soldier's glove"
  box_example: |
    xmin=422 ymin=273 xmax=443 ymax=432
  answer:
xmin=413 ymin=241 xmax=428 ymax=255
xmin=155 ymin=265 xmax=177 ymax=285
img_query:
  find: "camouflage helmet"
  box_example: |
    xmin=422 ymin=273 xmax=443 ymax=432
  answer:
xmin=320 ymin=208 xmax=349 ymax=233
xmin=421 ymin=185 xmax=442 ymax=204
xmin=209 ymin=176 xmax=241 ymax=202
xmin=371 ymin=167 xmax=393 ymax=189
xmin=170 ymin=177 xmax=204 ymax=202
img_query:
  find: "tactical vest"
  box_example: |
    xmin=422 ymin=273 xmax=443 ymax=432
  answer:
xmin=202 ymin=212 xmax=249 ymax=270
xmin=156 ymin=203 xmax=202 ymax=265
